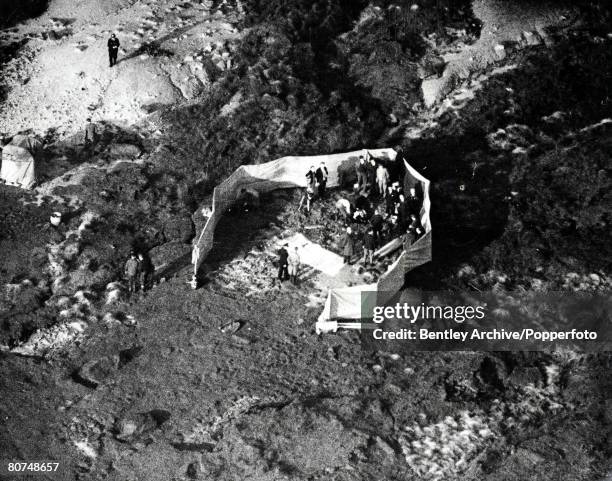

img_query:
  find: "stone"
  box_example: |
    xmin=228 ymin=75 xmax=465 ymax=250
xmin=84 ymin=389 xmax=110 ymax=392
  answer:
xmin=107 ymin=143 xmax=142 ymax=159
xmin=522 ymin=30 xmax=542 ymax=46
xmin=494 ymin=43 xmax=506 ymax=60
xmin=76 ymin=355 xmax=120 ymax=387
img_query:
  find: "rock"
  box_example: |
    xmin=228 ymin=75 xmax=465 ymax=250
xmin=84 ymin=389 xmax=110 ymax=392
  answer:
xmin=494 ymin=43 xmax=506 ymax=60
xmin=114 ymin=410 xmax=171 ymax=442
xmin=522 ymin=31 xmax=542 ymax=46
xmin=76 ymin=355 xmax=120 ymax=387
xmin=186 ymin=460 xmax=203 ymax=479
xmin=107 ymin=143 xmax=142 ymax=159
xmin=62 ymin=241 xmax=81 ymax=261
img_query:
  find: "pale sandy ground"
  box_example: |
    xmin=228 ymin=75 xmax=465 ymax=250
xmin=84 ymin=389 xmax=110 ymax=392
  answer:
xmin=421 ymin=0 xmax=576 ymax=106
xmin=0 ymin=0 xmax=242 ymax=138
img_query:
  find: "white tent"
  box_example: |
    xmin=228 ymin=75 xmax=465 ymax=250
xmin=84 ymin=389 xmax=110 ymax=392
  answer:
xmin=1 ymin=135 xmax=42 ymax=189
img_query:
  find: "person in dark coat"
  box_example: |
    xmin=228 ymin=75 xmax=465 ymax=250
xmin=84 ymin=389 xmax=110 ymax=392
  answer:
xmin=370 ymin=210 xmax=384 ymax=247
xmin=366 ymin=157 xmax=377 ymax=191
xmin=339 ymin=227 xmax=355 ymax=264
xmin=385 ymin=186 xmax=395 ymax=215
xmin=137 ymin=253 xmax=154 ymax=291
xmin=405 ymin=214 xmax=424 ymax=247
xmin=315 ymin=162 xmax=328 ymax=198
xmin=354 ymin=194 xmax=371 ymax=214
xmin=107 ymin=34 xmax=120 ymax=67
xmin=277 ymin=243 xmax=289 ymax=281
xmin=363 ymin=228 xmax=376 ymax=265
xmin=406 ymin=187 xmax=421 ymax=217
xmin=356 ymin=156 xmax=368 ymax=188
xmin=305 ymin=165 xmax=316 ymax=189
xmin=396 ymin=194 xmax=409 ymax=231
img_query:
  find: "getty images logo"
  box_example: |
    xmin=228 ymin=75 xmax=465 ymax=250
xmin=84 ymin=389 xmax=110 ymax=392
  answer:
xmin=372 ymin=303 xmax=486 ymax=324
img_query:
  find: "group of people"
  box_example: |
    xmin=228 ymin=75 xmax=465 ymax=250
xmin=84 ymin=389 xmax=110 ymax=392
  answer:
xmin=337 ymin=154 xmax=424 ymax=265
xmin=279 ymin=152 xmax=425 ymax=277
xmin=124 ymin=251 xmax=154 ymax=294
xmin=277 ymin=243 xmax=301 ymax=285
xmin=299 ymin=162 xmax=329 ymax=214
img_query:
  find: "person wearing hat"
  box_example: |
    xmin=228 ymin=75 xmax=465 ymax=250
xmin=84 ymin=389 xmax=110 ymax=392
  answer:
xmin=277 ymin=243 xmax=290 ymax=281
xmin=339 ymin=227 xmax=355 ymax=264
xmin=124 ymin=252 xmax=140 ymax=294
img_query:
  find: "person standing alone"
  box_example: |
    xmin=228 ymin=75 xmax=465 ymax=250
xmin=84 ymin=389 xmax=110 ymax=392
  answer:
xmin=277 ymin=243 xmax=289 ymax=282
xmin=287 ymin=246 xmax=301 ymax=285
xmin=124 ymin=252 xmax=139 ymax=294
xmin=108 ymin=33 xmax=120 ymax=67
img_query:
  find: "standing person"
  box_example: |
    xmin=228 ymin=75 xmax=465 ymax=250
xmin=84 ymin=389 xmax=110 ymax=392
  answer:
xmin=124 ymin=252 xmax=139 ymax=294
xmin=107 ymin=33 xmax=120 ymax=67
xmin=370 ymin=209 xmax=384 ymax=247
xmin=298 ymin=186 xmax=315 ymax=215
xmin=84 ymin=118 xmax=96 ymax=145
xmin=397 ymin=193 xmax=409 ymax=231
xmin=356 ymin=156 xmax=368 ymax=189
xmin=385 ymin=186 xmax=395 ymax=215
xmin=305 ymin=165 xmax=316 ymax=190
xmin=405 ymin=214 xmax=424 ymax=248
xmin=363 ymin=228 xmax=376 ymax=265
xmin=406 ymin=187 xmax=421 ymax=217
xmin=376 ymin=163 xmax=390 ymax=197
xmin=339 ymin=227 xmax=355 ymax=264
xmin=366 ymin=157 xmax=377 ymax=192
xmin=287 ymin=246 xmax=301 ymax=285
xmin=315 ymin=162 xmax=328 ymax=198
xmin=277 ymin=243 xmax=289 ymax=282
xmin=138 ymin=253 xmax=154 ymax=292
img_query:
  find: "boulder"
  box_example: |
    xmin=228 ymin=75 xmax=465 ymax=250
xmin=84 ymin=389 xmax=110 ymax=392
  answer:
xmin=522 ymin=30 xmax=542 ymax=46
xmin=114 ymin=409 xmax=171 ymax=442
xmin=494 ymin=43 xmax=506 ymax=60
xmin=76 ymin=355 xmax=120 ymax=387
xmin=107 ymin=143 xmax=142 ymax=159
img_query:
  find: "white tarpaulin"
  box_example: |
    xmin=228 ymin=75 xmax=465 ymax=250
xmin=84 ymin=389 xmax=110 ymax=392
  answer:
xmin=191 ymin=149 xmax=431 ymax=332
xmin=0 ymin=135 xmax=42 ymax=189
xmin=193 ymin=148 xmax=398 ymax=273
